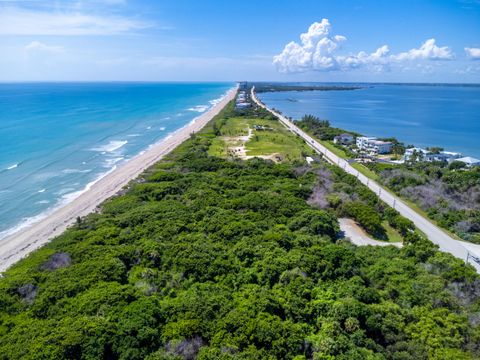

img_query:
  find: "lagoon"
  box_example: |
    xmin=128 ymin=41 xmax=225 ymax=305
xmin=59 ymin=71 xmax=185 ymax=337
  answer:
xmin=258 ymin=83 xmax=480 ymax=158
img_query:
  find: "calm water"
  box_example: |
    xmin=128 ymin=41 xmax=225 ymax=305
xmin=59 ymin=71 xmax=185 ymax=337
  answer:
xmin=258 ymin=84 xmax=480 ymax=158
xmin=0 ymin=82 xmax=234 ymax=238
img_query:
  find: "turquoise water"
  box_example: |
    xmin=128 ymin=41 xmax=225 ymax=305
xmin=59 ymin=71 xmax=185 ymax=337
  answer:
xmin=0 ymin=82 xmax=234 ymax=238
xmin=258 ymin=84 xmax=480 ymax=158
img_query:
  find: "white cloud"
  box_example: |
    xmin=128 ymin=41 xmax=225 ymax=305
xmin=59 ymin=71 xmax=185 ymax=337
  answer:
xmin=274 ymin=20 xmax=455 ymax=74
xmin=0 ymin=6 xmax=149 ymax=35
xmin=465 ymin=47 xmax=480 ymax=59
xmin=393 ymin=39 xmax=454 ymax=61
xmin=24 ymin=41 xmax=63 ymax=53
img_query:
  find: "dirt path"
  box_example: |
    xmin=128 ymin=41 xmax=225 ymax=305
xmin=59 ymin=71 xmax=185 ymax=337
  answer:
xmin=252 ymin=87 xmax=480 ymax=272
xmin=339 ymin=218 xmax=403 ymax=248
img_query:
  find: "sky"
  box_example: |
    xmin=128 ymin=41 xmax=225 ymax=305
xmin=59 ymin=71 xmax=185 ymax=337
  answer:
xmin=0 ymin=0 xmax=479 ymax=82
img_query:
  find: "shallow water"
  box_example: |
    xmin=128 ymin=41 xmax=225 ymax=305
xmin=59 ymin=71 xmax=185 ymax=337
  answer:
xmin=258 ymin=83 xmax=480 ymax=158
xmin=0 ymin=82 xmax=234 ymax=239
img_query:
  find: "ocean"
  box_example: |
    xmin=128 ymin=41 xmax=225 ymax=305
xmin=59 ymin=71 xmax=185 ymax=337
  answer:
xmin=0 ymin=82 xmax=234 ymax=239
xmin=258 ymin=83 xmax=480 ymax=159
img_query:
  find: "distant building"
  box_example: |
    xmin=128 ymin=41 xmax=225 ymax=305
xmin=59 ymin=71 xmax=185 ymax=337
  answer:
xmin=236 ymin=102 xmax=251 ymax=109
xmin=456 ymin=156 xmax=480 ymax=167
xmin=356 ymin=136 xmax=392 ymax=154
xmin=404 ymin=147 xmax=429 ymax=161
xmin=333 ymin=133 xmax=354 ymax=145
xmin=425 ymin=151 xmax=462 ymax=163
xmin=235 ymin=91 xmax=251 ymax=109
xmin=404 ymin=147 xmax=463 ymax=163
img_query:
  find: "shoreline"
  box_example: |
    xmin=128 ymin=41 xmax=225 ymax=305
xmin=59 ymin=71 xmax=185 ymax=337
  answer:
xmin=0 ymin=86 xmax=237 ymax=273
xmin=252 ymin=87 xmax=480 ymax=272
xmin=256 ymin=88 xmax=480 ymax=160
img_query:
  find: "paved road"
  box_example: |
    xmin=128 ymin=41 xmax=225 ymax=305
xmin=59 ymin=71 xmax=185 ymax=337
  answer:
xmin=251 ymin=87 xmax=480 ymax=272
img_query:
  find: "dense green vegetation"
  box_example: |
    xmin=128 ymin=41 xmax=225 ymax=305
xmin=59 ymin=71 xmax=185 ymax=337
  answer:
xmin=253 ymin=83 xmax=362 ymax=93
xmin=0 ymin=101 xmax=479 ymax=359
xmin=296 ymin=115 xmax=358 ymax=142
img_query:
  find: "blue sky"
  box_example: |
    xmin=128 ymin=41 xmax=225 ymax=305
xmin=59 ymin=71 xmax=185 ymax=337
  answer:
xmin=0 ymin=0 xmax=479 ymax=82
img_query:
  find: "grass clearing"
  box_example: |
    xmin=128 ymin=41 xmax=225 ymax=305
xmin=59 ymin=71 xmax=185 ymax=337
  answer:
xmin=208 ymin=116 xmax=314 ymax=162
xmin=382 ymin=221 xmax=403 ymax=243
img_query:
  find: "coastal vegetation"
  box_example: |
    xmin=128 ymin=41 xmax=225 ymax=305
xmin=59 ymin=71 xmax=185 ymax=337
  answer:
xmin=367 ymin=162 xmax=480 ymax=244
xmin=0 ymin=101 xmax=479 ymax=359
xmin=253 ymin=83 xmax=362 ymax=93
xmin=296 ymin=116 xmax=480 ymax=244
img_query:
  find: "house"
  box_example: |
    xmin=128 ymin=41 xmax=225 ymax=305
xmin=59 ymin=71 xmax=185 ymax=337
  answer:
xmin=404 ymin=147 xmax=463 ymax=163
xmin=404 ymin=147 xmax=429 ymax=161
xmin=356 ymin=136 xmax=392 ymax=154
xmin=305 ymin=156 xmax=314 ymax=165
xmin=456 ymin=156 xmax=480 ymax=167
xmin=236 ymin=102 xmax=251 ymax=109
xmin=425 ymin=151 xmax=462 ymax=163
xmin=333 ymin=133 xmax=354 ymax=145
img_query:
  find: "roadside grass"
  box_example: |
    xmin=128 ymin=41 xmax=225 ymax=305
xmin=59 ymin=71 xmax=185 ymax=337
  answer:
xmin=351 ymin=163 xmax=380 ymax=181
xmin=319 ymin=140 xmax=351 ymax=159
xmin=382 ymin=221 xmax=403 ymax=243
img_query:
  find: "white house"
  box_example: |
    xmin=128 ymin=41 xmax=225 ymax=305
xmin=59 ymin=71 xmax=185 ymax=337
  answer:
xmin=404 ymin=147 xmax=429 ymax=161
xmin=456 ymin=156 xmax=480 ymax=167
xmin=425 ymin=151 xmax=463 ymax=163
xmin=356 ymin=136 xmax=392 ymax=154
xmin=404 ymin=147 xmax=463 ymax=163
xmin=333 ymin=133 xmax=354 ymax=145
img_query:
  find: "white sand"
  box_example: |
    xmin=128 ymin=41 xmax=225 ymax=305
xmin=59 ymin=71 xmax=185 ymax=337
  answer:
xmin=0 ymin=87 xmax=237 ymax=273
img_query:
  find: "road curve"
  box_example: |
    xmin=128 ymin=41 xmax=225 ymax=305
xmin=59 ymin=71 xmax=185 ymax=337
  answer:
xmin=251 ymin=86 xmax=480 ymax=272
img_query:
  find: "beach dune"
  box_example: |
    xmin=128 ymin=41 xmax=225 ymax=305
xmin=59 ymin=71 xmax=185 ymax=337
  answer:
xmin=0 ymin=87 xmax=237 ymax=273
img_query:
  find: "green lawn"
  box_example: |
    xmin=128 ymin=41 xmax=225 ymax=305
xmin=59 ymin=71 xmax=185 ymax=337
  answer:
xmin=208 ymin=116 xmax=314 ymax=162
xmin=217 ymin=117 xmax=249 ymax=136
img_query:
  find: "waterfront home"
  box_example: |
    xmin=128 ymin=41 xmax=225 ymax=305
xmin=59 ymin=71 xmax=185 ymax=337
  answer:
xmin=457 ymin=156 xmax=480 ymax=167
xmin=356 ymin=136 xmax=392 ymax=154
xmin=404 ymin=147 xmax=429 ymax=161
xmin=404 ymin=147 xmax=463 ymax=162
xmin=425 ymin=151 xmax=463 ymax=162
xmin=333 ymin=133 xmax=354 ymax=145
xmin=236 ymin=102 xmax=251 ymax=109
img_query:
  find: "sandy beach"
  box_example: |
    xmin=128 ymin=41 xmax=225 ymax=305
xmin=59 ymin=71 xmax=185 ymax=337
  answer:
xmin=0 ymin=87 xmax=237 ymax=273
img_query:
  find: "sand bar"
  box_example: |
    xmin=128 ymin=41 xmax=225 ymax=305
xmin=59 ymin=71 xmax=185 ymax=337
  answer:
xmin=0 ymin=87 xmax=237 ymax=273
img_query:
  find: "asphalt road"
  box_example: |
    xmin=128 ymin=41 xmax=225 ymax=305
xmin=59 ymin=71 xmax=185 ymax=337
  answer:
xmin=251 ymin=87 xmax=480 ymax=272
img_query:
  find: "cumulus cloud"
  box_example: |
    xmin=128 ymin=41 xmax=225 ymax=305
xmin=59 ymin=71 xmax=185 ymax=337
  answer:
xmin=393 ymin=39 xmax=454 ymax=61
xmin=274 ymin=19 xmax=455 ymax=73
xmin=24 ymin=41 xmax=63 ymax=53
xmin=465 ymin=47 xmax=480 ymax=59
xmin=0 ymin=6 xmax=149 ymax=35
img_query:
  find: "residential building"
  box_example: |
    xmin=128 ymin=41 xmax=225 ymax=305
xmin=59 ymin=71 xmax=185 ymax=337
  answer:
xmin=333 ymin=133 xmax=354 ymax=145
xmin=456 ymin=156 xmax=480 ymax=167
xmin=404 ymin=147 xmax=463 ymax=162
xmin=356 ymin=136 xmax=392 ymax=154
xmin=404 ymin=147 xmax=429 ymax=161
